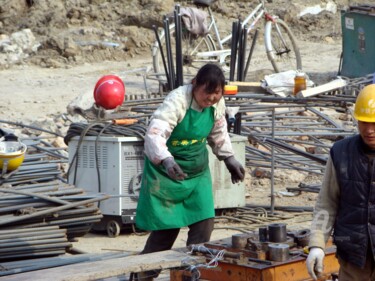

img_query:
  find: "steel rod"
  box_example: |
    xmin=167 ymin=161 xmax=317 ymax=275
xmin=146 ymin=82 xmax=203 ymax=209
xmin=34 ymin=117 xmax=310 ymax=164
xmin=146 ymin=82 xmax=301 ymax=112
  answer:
xmin=0 ymin=194 xmax=109 ymax=226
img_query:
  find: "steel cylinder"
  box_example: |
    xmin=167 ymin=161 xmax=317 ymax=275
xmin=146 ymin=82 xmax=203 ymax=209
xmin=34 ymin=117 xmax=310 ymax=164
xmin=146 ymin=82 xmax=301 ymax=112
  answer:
xmin=268 ymin=243 xmax=290 ymax=262
xmin=268 ymin=223 xmax=287 ymax=243
xmin=232 ymin=233 xmax=251 ymax=249
xmin=258 ymin=227 xmax=268 ymax=242
xmin=295 ymin=228 xmax=311 ymax=247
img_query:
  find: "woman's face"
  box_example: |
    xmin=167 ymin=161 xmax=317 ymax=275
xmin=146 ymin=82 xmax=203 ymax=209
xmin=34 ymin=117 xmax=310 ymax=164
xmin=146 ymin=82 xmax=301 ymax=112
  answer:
xmin=193 ymin=84 xmax=223 ymax=108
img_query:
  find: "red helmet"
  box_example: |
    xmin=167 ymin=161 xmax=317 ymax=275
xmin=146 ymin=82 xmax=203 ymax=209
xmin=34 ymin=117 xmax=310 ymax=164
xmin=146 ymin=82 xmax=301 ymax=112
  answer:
xmin=94 ymin=75 xmax=125 ymax=109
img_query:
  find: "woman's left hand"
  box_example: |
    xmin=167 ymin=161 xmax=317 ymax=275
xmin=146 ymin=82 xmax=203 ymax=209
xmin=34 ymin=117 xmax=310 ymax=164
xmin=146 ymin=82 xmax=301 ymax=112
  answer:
xmin=224 ymin=156 xmax=245 ymax=184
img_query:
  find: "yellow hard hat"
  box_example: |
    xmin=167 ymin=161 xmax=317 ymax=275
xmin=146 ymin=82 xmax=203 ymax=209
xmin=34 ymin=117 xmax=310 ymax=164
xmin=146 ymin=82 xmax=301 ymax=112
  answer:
xmin=0 ymin=141 xmax=27 ymax=172
xmin=353 ymin=84 xmax=375 ymax=122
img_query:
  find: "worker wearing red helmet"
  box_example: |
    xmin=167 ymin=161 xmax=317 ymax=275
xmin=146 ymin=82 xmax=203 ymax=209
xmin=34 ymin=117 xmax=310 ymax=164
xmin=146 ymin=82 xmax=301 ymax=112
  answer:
xmin=307 ymin=84 xmax=375 ymax=280
xmin=135 ymin=64 xmax=245 ymax=281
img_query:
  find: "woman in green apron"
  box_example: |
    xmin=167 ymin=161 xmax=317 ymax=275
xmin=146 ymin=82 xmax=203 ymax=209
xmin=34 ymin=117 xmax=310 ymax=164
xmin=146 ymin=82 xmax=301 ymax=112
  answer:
xmin=135 ymin=64 xmax=244 ymax=280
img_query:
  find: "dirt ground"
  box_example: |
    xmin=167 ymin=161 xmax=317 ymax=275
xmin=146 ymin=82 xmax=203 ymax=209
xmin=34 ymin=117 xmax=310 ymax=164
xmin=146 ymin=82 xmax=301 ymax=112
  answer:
xmin=0 ymin=0 xmax=365 ymax=276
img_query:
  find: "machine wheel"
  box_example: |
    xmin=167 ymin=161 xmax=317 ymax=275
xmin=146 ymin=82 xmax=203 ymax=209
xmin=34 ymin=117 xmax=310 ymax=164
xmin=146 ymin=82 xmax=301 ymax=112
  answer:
xmin=106 ymin=220 xmax=121 ymax=238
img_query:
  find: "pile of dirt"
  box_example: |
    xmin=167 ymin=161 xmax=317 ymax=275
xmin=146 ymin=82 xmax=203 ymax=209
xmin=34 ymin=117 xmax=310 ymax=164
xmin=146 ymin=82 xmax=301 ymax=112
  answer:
xmin=0 ymin=0 xmax=173 ymax=68
xmin=0 ymin=0 xmax=369 ymax=69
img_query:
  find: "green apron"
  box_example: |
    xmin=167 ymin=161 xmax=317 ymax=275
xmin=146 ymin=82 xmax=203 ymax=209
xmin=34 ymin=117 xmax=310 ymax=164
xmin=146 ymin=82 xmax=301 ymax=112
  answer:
xmin=136 ymin=100 xmax=215 ymax=231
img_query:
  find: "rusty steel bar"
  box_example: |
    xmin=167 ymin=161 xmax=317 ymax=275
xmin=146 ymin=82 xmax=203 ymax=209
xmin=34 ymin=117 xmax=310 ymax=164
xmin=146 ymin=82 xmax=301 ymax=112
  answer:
xmin=0 ymin=193 xmax=109 ymax=226
xmin=0 ymin=230 xmax=66 ymax=241
xmin=0 ymin=250 xmax=66 ymax=261
xmin=0 ymin=252 xmax=135 ymax=276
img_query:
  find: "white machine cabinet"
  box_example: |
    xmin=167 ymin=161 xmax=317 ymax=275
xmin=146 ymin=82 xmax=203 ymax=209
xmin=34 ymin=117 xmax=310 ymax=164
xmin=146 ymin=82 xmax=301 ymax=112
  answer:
xmin=209 ymin=134 xmax=247 ymax=211
xmin=68 ymin=134 xmax=247 ymax=236
xmin=68 ymin=136 xmax=144 ymax=237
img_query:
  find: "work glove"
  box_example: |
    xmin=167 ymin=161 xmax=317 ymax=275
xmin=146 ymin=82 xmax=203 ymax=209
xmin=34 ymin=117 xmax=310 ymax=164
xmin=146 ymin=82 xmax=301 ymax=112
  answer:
xmin=162 ymin=157 xmax=187 ymax=181
xmin=306 ymin=247 xmax=325 ymax=280
xmin=224 ymin=156 xmax=245 ymax=184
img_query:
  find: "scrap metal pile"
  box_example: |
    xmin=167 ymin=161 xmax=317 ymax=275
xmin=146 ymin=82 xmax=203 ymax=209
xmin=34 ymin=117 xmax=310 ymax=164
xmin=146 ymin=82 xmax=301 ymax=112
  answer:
xmin=117 ymin=74 xmax=374 ymax=178
xmin=0 ymin=72 xmax=371 ymax=277
xmin=0 ymin=136 xmax=109 ymax=261
xmin=59 ymin=73 xmax=373 ymax=235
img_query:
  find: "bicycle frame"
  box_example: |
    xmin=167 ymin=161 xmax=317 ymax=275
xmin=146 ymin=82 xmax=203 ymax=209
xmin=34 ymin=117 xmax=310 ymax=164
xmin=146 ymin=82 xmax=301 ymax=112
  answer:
xmin=208 ymin=2 xmax=265 ymax=50
xmin=195 ymin=0 xmax=273 ymax=62
xmin=152 ymin=0 xmax=301 ymax=78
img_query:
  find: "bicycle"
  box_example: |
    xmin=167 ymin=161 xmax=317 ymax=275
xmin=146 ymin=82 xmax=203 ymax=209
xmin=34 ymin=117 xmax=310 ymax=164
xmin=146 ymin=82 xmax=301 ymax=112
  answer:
xmin=152 ymin=0 xmax=302 ymax=82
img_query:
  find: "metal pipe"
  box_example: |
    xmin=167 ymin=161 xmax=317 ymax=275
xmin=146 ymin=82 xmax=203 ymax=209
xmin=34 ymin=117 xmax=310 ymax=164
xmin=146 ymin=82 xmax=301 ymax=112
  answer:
xmin=236 ymin=23 xmax=243 ymax=82
xmin=0 ymin=230 xmax=66 ymax=240
xmin=229 ymin=21 xmax=239 ymax=81
xmin=240 ymin=27 xmax=247 ymax=81
xmin=244 ymin=28 xmax=258 ymax=80
xmin=270 ymin=109 xmax=275 ymax=214
xmin=0 ymin=188 xmax=80 ymax=208
xmin=0 ymin=238 xmax=68 ymax=249
xmin=0 ymin=225 xmax=60 ymax=234
xmin=0 ymin=250 xmax=66 ymax=261
xmin=0 ymin=119 xmax=63 ymax=137
xmin=174 ymin=5 xmax=183 ymax=87
xmin=0 ymin=252 xmax=135 ymax=276
xmin=0 ymin=194 xmax=109 ymax=226
xmin=152 ymin=25 xmax=170 ymax=86
xmin=163 ymin=16 xmax=175 ymax=90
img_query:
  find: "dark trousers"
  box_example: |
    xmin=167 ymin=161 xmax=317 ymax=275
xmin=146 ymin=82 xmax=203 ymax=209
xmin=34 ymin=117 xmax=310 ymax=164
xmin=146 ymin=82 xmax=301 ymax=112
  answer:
xmin=135 ymin=218 xmax=214 ymax=279
xmin=141 ymin=218 xmax=215 ymax=254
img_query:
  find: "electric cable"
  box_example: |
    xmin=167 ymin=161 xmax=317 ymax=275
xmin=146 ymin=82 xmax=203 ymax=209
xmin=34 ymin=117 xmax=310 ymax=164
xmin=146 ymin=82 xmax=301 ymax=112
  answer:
xmin=94 ymin=123 xmax=113 ymax=208
xmin=66 ymin=122 xmax=147 ymax=185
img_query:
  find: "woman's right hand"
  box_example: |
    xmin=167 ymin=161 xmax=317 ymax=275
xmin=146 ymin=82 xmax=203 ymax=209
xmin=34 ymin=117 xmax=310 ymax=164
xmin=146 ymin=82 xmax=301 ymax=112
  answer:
xmin=162 ymin=157 xmax=187 ymax=181
xmin=306 ymin=247 xmax=325 ymax=280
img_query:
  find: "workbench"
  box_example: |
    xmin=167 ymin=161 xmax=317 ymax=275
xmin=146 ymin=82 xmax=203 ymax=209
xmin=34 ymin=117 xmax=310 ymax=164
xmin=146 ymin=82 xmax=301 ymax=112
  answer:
xmin=170 ymin=237 xmax=339 ymax=281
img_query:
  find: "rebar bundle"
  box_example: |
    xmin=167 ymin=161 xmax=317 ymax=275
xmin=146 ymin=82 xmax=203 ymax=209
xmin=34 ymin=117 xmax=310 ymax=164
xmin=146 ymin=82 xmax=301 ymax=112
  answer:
xmin=0 ymin=138 xmax=109 ymax=262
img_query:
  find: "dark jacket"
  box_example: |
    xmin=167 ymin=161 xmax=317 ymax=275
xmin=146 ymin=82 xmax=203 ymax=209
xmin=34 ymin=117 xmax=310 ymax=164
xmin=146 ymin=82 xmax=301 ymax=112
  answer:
xmin=331 ymin=134 xmax=375 ymax=268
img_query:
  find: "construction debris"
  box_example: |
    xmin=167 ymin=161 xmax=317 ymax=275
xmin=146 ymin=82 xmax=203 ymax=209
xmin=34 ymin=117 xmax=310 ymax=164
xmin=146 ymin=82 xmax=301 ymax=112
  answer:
xmin=0 ymin=72 xmax=373 ymax=278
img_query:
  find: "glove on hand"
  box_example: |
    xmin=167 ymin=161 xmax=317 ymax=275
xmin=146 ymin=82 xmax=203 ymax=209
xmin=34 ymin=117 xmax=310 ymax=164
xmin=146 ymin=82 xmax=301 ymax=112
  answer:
xmin=306 ymin=247 xmax=325 ymax=280
xmin=224 ymin=156 xmax=245 ymax=184
xmin=162 ymin=157 xmax=187 ymax=181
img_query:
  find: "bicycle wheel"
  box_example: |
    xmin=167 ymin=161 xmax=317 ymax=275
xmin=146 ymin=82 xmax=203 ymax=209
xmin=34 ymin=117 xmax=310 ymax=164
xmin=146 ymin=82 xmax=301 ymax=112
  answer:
xmin=152 ymin=23 xmax=216 ymax=83
xmin=264 ymin=18 xmax=302 ymax=73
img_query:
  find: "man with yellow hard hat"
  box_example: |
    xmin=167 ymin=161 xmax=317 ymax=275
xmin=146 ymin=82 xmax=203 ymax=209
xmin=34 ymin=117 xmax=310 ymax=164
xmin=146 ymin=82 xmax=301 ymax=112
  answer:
xmin=306 ymin=84 xmax=375 ymax=281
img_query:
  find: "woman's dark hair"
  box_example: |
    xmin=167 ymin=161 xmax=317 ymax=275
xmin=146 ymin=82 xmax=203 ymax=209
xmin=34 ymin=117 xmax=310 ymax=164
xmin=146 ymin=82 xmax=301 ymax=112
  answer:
xmin=194 ymin=63 xmax=225 ymax=93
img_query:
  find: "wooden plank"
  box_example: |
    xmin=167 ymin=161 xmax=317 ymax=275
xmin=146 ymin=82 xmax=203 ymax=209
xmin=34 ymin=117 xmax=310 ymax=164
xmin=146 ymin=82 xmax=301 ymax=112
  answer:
xmin=296 ymin=78 xmax=347 ymax=98
xmin=1 ymin=250 xmax=205 ymax=281
xmin=227 ymin=81 xmax=267 ymax=93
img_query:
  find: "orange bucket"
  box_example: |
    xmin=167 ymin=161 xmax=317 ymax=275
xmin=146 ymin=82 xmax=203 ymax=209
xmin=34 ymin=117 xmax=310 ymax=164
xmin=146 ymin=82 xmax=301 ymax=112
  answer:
xmin=224 ymin=85 xmax=238 ymax=95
